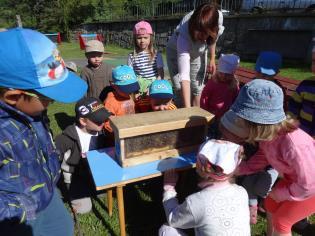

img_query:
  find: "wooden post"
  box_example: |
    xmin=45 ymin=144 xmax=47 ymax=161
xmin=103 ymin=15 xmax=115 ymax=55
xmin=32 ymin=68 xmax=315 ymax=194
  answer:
xmin=16 ymin=15 xmax=22 ymax=28
xmin=117 ymin=186 xmax=126 ymax=236
xmin=107 ymin=189 xmax=113 ymax=217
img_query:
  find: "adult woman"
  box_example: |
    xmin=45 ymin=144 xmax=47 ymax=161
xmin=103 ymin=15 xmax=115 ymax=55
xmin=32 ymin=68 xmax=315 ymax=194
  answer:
xmin=166 ymin=3 xmax=224 ymax=107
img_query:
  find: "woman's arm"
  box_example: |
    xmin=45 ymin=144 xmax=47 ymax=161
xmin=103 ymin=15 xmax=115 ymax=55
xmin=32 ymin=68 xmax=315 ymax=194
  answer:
xmin=177 ymin=35 xmax=192 ymax=107
xmin=207 ymin=10 xmax=224 ymax=75
xmin=208 ymin=42 xmax=216 ymax=75
xmin=181 ymin=80 xmax=191 ymax=108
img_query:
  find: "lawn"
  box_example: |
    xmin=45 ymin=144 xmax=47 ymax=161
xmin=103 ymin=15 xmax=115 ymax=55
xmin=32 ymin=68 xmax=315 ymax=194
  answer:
xmin=51 ymin=42 xmax=313 ymax=236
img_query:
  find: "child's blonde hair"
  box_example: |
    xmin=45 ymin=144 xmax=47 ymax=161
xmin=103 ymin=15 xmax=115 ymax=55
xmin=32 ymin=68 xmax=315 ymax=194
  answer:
xmin=133 ymin=35 xmax=156 ymax=61
xmin=244 ymin=115 xmax=298 ymax=143
xmin=213 ymin=73 xmax=239 ymax=91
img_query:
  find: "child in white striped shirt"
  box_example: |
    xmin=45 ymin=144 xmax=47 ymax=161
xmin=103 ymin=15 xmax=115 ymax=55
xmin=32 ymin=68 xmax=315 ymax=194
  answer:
xmin=128 ymin=20 xmax=164 ymax=96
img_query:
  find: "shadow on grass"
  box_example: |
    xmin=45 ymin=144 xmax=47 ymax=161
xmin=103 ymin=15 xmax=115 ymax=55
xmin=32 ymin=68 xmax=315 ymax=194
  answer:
xmin=91 ymin=200 xmax=117 ymax=236
xmin=54 ymin=112 xmax=75 ymax=131
xmin=124 ymin=179 xmax=165 ymax=236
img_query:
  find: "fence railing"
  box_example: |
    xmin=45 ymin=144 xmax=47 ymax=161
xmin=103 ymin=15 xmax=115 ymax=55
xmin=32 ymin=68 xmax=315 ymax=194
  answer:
xmin=98 ymin=0 xmax=315 ymax=22
xmin=224 ymin=0 xmax=315 ymax=14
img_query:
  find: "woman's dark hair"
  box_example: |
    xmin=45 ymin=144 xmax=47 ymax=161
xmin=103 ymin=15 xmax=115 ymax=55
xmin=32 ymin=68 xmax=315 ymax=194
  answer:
xmin=188 ymin=3 xmax=219 ymax=45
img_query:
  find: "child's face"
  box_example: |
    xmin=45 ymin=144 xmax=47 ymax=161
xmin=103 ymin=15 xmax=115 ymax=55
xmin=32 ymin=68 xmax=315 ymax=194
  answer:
xmin=80 ymin=118 xmax=104 ymax=132
xmin=86 ymin=52 xmax=103 ymax=68
xmin=14 ymin=90 xmax=53 ymax=117
xmin=112 ymin=84 xmax=132 ymax=99
xmin=150 ymin=98 xmax=171 ymax=111
xmin=136 ymin=34 xmax=151 ymax=51
xmin=218 ymin=122 xmax=245 ymax=145
xmin=217 ymin=72 xmax=234 ymax=83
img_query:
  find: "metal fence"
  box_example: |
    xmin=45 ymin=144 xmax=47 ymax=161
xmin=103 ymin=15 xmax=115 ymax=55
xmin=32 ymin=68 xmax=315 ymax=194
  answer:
xmin=222 ymin=0 xmax=315 ymax=14
xmin=100 ymin=0 xmax=315 ymax=22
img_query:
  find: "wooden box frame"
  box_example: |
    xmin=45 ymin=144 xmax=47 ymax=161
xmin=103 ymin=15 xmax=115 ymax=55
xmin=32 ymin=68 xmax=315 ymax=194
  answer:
xmin=110 ymin=107 xmax=214 ymax=167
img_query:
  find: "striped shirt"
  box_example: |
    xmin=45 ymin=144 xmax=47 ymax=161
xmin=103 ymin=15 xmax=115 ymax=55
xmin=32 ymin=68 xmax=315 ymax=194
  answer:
xmin=288 ymin=79 xmax=315 ymax=136
xmin=128 ymin=51 xmax=164 ymax=78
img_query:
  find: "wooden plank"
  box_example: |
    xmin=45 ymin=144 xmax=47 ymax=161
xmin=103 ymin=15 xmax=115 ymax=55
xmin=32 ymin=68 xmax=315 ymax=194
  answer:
xmin=234 ymin=66 xmax=300 ymax=97
xmin=123 ymin=125 xmax=205 ymax=158
xmin=110 ymin=107 xmax=213 ymax=138
xmin=88 ymin=148 xmax=197 ymax=191
xmin=121 ymin=145 xmax=200 ymax=167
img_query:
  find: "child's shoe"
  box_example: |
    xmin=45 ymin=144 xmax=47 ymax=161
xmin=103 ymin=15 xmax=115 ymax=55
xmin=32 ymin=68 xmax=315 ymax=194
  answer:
xmin=249 ymin=205 xmax=258 ymax=224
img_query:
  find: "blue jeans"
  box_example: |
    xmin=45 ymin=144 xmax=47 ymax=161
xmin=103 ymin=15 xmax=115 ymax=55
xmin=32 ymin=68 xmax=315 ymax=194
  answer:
xmin=2 ymin=189 xmax=74 ymax=236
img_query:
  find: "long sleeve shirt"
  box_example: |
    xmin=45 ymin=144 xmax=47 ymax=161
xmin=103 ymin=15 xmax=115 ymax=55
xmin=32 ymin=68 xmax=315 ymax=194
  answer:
xmin=238 ymin=128 xmax=315 ymax=202
xmin=0 ymin=101 xmax=60 ymax=223
xmin=80 ymin=62 xmax=112 ymax=99
xmin=200 ymin=78 xmax=239 ymax=118
xmin=163 ymin=182 xmax=250 ymax=236
xmin=288 ymin=79 xmax=315 ymax=137
xmin=103 ymin=91 xmax=135 ymax=132
xmin=167 ymin=11 xmax=224 ymax=82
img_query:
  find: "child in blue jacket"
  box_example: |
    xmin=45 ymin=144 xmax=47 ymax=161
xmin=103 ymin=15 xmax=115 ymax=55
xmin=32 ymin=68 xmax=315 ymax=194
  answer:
xmin=0 ymin=28 xmax=87 ymax=236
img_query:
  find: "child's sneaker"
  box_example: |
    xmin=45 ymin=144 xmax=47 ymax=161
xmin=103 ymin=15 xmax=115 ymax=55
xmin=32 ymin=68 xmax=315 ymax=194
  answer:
xmin=249 ymin=205 xmax=258 ymax=224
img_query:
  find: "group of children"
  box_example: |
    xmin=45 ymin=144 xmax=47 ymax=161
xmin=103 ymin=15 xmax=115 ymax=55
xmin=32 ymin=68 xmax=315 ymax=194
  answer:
xmin=0 ymin=19 xmax=314 ymax=236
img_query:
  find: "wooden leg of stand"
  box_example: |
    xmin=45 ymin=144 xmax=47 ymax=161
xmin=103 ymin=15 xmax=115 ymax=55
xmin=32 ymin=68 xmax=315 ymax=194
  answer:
xmin=117 ymin=186 xmax=126 ymax=236
xmin=107 ymin=189 xmax=113 ymax=217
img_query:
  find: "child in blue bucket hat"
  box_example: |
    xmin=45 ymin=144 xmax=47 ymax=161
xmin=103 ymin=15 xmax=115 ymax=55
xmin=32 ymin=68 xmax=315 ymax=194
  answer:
xmin=220 ymin=79 xmax=315 ymax=235
xmin=0 ymin=28 xmax=87 ymax=235
xmin=103 ymin=65 xmax=139 ymax=134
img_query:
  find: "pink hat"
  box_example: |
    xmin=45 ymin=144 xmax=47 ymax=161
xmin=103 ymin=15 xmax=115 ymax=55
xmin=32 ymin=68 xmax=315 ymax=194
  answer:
xmin=133 ymin=21 xmax=153 ymax=35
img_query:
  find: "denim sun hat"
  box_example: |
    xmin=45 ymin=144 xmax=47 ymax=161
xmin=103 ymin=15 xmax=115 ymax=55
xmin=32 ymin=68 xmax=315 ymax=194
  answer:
xmin=112 ymin=65 xmax=140 ymax=94
xmin=231 ymin=79 xmax=286 ymax=124
xmin=149 ymin=80 xmax=173 ymax=99
xmin=0 ymin=28 xmax=87 ymax=103
xmin=255 ymin=51 xmax=282 ymax=76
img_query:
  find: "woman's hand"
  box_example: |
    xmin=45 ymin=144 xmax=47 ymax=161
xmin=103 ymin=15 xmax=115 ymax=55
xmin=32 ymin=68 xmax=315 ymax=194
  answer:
xmin=208 ymin=42 xmax=217 ymax=75
xmin=207 ymin=59 xmax=216 ymax=75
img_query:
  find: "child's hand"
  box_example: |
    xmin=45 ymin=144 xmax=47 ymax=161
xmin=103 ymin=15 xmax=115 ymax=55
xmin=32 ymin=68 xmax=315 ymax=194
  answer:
xmin=163 ymin=169 xmax=179 ymax=188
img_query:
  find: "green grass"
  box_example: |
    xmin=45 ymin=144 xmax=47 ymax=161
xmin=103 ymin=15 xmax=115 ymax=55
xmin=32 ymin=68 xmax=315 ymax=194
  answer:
xmin=51 ymin=42 xmax=314 ymax=236
xmin=58 ymin=42 xmax=314 ymax=81
xmin=240 ymin=61 xmax=314 ymax=81
xmin=58 ymin=42 xmax=131 ymax=60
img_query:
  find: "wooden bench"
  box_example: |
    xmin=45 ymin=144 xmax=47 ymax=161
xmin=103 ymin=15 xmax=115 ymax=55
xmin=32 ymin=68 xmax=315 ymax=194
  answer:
xmin=235 ymin=67 xmax=301 ymax=98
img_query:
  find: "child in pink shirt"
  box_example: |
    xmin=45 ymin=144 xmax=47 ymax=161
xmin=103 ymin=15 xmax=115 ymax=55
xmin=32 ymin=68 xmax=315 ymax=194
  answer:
xmin=220 ymin=79 xmax=315 ymax=236
xmin=200 ymin=53 xmax=240 ymax=119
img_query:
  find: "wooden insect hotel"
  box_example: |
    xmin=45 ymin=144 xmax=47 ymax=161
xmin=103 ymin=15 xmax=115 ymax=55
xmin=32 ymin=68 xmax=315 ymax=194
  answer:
xmin=110 ymin=107 xmax=214 ymax=167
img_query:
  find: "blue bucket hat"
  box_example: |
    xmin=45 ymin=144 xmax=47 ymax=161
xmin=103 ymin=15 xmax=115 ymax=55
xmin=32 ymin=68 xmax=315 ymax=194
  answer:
xmin=0 ymin=28 xmax=87 ymax=103
xmin=112 ymin=65 xmax=139 ymax=94
xmin=231 ymin=79 xmax=286 ymax=124
xmin=255 ymin=51 xmax=282 ymax=76
xmin=149 ymin=80 xmax=173 ymax=99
